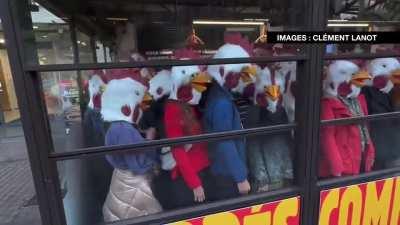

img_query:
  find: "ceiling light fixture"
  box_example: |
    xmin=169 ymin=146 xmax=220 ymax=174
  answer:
xmin=106 ymin=17 xmax=129 ymax=21
xmin=33 ymin=25 xmax=39 ymax=29
xmin=193 ymin=20 xmax=264 ymax=26
xmin=0 ymin=39 xmax=5 ymax=44
xmin=327 ymin=19 xmax=348 ymax=22
xmin=327 ymin=23 xmax=369 ymax=27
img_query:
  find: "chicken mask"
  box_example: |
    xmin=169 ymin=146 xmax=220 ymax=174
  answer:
xmin=101 ymin=69 xmax=151 ymax=124
xmin=87 ymin=70 xmax=108 ymax=110
xmin=169 ymin=49 xmax=211 ymax=105
xmin=324 ymin=60 xmax=371 ymax=99
xmin=148 ymin=70 xmax=173 ymax=101
xmin=253 ymin=66 xmax=285 ymax=113
xmin=207 ymin=33 xmax=257 ymax=93
xmin=367 ymin=58 xmax=400 ymax=93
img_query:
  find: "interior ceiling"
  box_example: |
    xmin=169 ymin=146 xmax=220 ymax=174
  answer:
xmin=36 ymin=0 xmax=294 ymax=33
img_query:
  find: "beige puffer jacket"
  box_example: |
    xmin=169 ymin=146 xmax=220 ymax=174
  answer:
xmin=103 ymin=169 xmax=163 ymax=222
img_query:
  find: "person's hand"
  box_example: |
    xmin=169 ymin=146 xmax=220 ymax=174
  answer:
xmin=193 ymin=186 xmax=206 ymax=202
xmin=237 ymin=180 xmax=251 ymax=195
xmin=145 ymin=127 xmax=157 ymax=140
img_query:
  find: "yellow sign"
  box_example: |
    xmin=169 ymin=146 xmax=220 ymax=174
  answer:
xmin=169 ymin=197 xmax=300 ymax=225
xmin=319 ymin=176 xmax=400 ymax=225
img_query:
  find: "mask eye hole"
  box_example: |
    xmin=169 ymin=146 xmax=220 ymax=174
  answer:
xmin=182 ymin=70 xmax=186 ymax=75
xmin=382 ymin=64 xmax=387 ymax=68
xmin=135 ymin=90 xmax=140 ymax=96
xmin=156 ymin=87 xmax=163 ymax=95
xmin=340 ymin=70 xmax=346 ymax=75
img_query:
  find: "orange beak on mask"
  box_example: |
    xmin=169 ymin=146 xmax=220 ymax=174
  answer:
xmin=140 ymin=92 xmax=153 ymax=110
xmin=265 ymin=85 xmax=281 ymax=101
xmin=191 ymin=72 xmax=212 ymax=93
xmin=350 ymin=70 xmax=372 ymax=87
xmin=390 ymin=69 xmax=400 ymax=85
xmin=241 ymin=65 xmax=257 ymax=84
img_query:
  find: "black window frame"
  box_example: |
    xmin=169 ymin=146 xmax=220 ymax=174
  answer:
xmin=1 ymin=0 xmax=400 ymax=225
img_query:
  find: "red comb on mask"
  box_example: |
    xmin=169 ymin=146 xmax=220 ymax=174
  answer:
xmin=224 ymin=32 xmax=254 ymax=57
xmin=106 ymin=69 xmax=149 ymax=88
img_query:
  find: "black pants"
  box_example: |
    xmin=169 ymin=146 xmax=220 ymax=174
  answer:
xmin=208 ymin=174 xmax=240 ymax=201
xmin=152 ymin=169 xmax=214 ymax=210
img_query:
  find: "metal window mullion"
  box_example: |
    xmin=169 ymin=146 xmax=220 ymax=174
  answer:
xmin=1 ymin=0 xmax=67 ymax=224
xmin=90 ymin=36 xmax=97 ymax=63
xmin=49 ymin=123 xmax=297 ymax=161
xmin=23 ymin=55 xmax=308 ymax=72
xmin=325 ymin=52 xmax=400 ymax=60
xmin=321 ymin=111 xmax=400 ymax=126
xmin=300 ymin=0 xmax=329 ymax=224
xmin=318 ymin=167 xmax=400 ymax=190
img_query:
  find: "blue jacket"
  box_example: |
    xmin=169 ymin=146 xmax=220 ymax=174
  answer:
xmin=203 ymin=83 xmax=248 ymax=182
xmin=105 ymin=121 xmax=157 ymax=174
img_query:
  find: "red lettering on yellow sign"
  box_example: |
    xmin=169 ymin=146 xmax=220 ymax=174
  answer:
xmin=319 ymin=176 xmax=400 ymax=225
xmin=169 ymin=197 xmax=300 ymax=225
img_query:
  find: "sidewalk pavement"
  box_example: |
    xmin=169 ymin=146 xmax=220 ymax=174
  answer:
xmin=0 ymin=121 xmax=42 ymax=225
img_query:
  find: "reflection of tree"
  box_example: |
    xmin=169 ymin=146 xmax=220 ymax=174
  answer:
xmin=332 ymin=0 xmax=400 ymax=21
xmin=362 ymin=0 xmax=400 ymax=20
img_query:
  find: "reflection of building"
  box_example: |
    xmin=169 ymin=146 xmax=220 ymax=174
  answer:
xmin=0 ymin=47 xmax=20 ymax=123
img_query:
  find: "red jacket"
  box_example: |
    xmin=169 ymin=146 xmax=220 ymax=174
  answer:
xmin=164 ymin=100 xmax=210 ymax=189
xmin=319 ymin=94 xmax=375 ymax=178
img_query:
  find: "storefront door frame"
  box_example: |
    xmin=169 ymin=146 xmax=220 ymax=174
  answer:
xmin=2 ymin=0 xmax=400 ymax=224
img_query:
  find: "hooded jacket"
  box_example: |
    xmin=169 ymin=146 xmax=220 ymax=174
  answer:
xmin=319 ymin=94 xmax=375 ymax=177
xmin=203 ymin=83 xmax=248 ymax=183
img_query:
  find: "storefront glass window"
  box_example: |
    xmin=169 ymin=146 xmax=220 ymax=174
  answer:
xmin=32 ymin=1 xmax=307 ymax=224
xmin=326 ymin=0 xmax=400 ymax=55
xmin=31 ymin=4 xmax=74 ymax=65
xmin=76 ymin=30 xmax=95 ymax=64
xmin=58 ymin=130 xmax=296 ymax=225
xmin=41 ymin=59 xmax=298 ymax=153
xmin=319 ymin=57 xmax=400 ymax=180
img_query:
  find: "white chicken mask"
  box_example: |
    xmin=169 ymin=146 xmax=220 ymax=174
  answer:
xmin=148 ymin=70 xmax=173 ymax=101
xmin=207 ymin=33 xmax=257 ymax=93
xmin=275 ymin=58 xmax=297 ymax=123
xmin=367 ymin=58 xmax=400 ymax=93
xmin=253 ymin=66 xmax=284 ymax=113
xmin=87 ymin=70 xmax=107 ymax=110
xmin=169 ymin=49 xmax=212 ymax=105
xmin=101 ymin=69 xmax=151 ymax=124
xmin=323 ymin=60 xmax=371 ymax=99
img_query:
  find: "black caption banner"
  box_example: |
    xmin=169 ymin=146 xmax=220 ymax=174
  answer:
xmin=267 ymin=32 xmax=400 ymax=44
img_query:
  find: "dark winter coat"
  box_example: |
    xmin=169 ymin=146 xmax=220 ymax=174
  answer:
xmin=83 ymin=107 xmax=106 ymax=147
xmin=243 ymin=105 xmax=294 ymax=190
xmin=362 ymin=86 xmax=400 ymax=167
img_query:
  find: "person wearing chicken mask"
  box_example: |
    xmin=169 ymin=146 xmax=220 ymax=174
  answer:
xmin=363 ymin=58 xmax=400 ymax=169
xmin=101 ymin=69 xmax=162 ymax=222
xmin=139 ymin=70 xmax=172 ymax=142
xmin=244 ymin=66 xmax=294 ymax=192
xmin=204 ymin=33 xmax=257 ymax=199
xmin=152 ymin=49 xmax=214 ymax=210
xmin=83 ymin=70 xmax=108 ymax=147
xmin=320 ymin=60 xmax=375 ymax=178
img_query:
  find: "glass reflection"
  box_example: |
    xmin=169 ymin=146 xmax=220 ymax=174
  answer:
xmin=320 ymin=58 xmax=400 ymax=179
xmin=52 ymin=36 xmax=297 ymax=225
